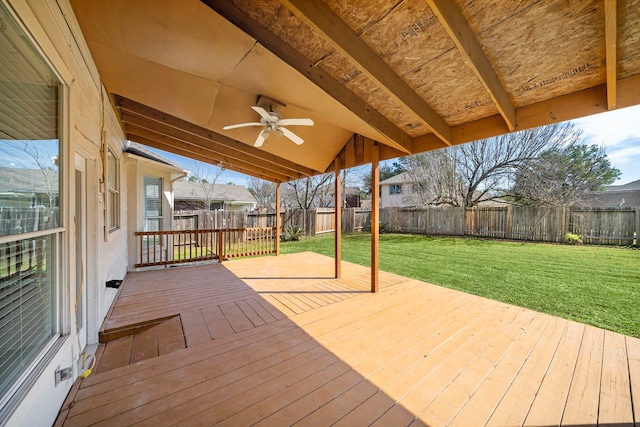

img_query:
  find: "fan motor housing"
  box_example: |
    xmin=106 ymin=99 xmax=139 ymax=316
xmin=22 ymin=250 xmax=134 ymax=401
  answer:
xmin=256 ymin=95 xmax=286 ymax=115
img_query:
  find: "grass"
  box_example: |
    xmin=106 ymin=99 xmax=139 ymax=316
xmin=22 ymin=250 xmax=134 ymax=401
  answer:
xmin=281 ymin=233 xmax=640 ymax=338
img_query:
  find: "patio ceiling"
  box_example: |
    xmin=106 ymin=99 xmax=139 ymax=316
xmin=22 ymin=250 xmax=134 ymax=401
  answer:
xmin=70 ymin=0 xmax=640 ymax=182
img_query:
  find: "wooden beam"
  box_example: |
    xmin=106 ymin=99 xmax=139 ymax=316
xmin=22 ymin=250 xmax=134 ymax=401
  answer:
xmin=126 ymin=133 xmax=285 ymax=182
xmin=116 ymin=96 xmax=317 ymax=177
xmin=203 ymin=0 xmax=413 ymax=154
xmin=121 ymin=113 xmax=301 ymax=181
xmin=371 ymin=144 xmax=380 ymax=293
xmin=604 ymin=0 xmax=617 ymax=110
xmin=334 ymin=157 xmax=342 ymax=279
xmin=279 ymin=0 xmax=452 ymax=146
xmin=425 ymin=0 xmax=516 ymax=131
xmin=275 ymin=183 xmax=281 ymax=255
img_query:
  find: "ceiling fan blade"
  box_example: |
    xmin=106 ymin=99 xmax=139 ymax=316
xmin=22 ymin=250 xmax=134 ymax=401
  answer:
xmin=222 ymin=122 xmax=262 ymax=130
xmin=254 ymin=130 xmax=269 ymax=147
xmin=279 ymin=126 xmax=304 ymax=145
xmin=278 ymin=118 xmax=314 ymax=127
xmin=251 ymin=106 xmax=272 ymax=121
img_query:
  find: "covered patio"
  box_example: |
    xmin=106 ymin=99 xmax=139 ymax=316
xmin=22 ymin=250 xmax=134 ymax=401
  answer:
xmin=56 ymin=253 xmax=640 ymax=426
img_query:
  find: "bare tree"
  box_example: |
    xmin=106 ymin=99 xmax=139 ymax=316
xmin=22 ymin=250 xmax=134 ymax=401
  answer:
xmin=3 ymin=140 xmax=60 ymax=208
xmin=403 ymin=123 xmax=583 ymax=207
xmin=283 ymin=174 xmax=334 ymax=209
xmin=186 ymin=163 xmax=225 ymax=210
xmin=247 ymin=177 xmax=276 ymax=210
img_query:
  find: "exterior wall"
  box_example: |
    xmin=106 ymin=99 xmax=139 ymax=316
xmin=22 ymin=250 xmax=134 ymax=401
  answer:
xmin=125 ymin=156 xmax=182 ymax=270
xmin=2 ymin=1 xmax=128 ymax=425
xmin=380 ymin=183 xmax=412 ymax=207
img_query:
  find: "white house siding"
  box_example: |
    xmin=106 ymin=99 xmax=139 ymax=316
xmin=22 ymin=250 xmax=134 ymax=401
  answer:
xmin=125 ymin=155 xmax=185 ymax=270
xmin=2 ymin=1 xmax=128 ymax=425
xmin=380 ymin=183 xmax=407 ymax=208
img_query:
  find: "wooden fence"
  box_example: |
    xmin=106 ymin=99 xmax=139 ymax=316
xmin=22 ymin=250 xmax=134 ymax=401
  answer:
xmin=382 ymin=206 xmax=640 ymax=245
xmin=174 ymin=208 xmax=371 ymax=236
xmin=174 ymin=206 xmax=639 ymax=246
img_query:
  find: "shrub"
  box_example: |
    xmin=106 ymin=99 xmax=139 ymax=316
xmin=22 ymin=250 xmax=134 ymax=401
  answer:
xmin=565 ymin=232 xmax=583 ymax=245
xmin=281 ymin=225 xmax=305 ymax=242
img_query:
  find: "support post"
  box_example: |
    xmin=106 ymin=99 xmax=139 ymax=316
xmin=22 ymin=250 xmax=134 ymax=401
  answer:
xmin=334 ymin=157 xmax=342 ymax=278
xmin=275 ymin=183 xmax=281 ymax=255
xmin=371 ymin=145 xmax=380 ymax=293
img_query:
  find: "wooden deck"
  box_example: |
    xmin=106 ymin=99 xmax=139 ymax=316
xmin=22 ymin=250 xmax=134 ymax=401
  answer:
xmin=57 ymin=252 xmax=640 ymax=426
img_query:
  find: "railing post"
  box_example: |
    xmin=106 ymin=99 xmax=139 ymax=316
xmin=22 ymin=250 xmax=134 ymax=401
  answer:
xmin=217 ymin=229 xmax=224 ymax=262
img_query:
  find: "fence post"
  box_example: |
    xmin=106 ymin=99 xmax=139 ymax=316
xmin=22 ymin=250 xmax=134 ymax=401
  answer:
xmin=561 ymin=206 xmax=569 ymax=240
xmin=505 ymin=206 xmax=513 ymax=239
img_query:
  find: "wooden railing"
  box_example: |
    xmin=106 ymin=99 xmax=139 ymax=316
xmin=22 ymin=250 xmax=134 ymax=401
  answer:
xmin=134 ymin=227 xmax=277 ymax=267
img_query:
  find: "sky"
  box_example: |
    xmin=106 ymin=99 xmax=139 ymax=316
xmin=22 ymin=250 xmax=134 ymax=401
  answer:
xmin=147 ymin=103 xmax=640 ymax=187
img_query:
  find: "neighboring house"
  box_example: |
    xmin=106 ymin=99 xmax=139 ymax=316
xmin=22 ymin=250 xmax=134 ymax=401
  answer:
xmin=581 ymin=179 xmax=640 ymax=207
xmin=173 ymin=181 xmax=257 ymax=211
xmin=606 ymin=179 xmax=640 ymax=191
xmin=0 ymin=167 xmax=59 ymax=208
xmin=344 ymin=186 xmax=361 ymax=208
xmin=379 ymin=172 xmax=413 ymax=208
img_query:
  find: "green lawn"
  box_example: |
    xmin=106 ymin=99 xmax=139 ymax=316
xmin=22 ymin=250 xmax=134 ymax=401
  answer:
xmin=281 ymin=233 xmax=640 ymax=338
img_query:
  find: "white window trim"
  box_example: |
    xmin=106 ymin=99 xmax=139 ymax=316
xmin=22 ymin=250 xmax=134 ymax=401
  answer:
xmin=104 ymin=143 xmax=121 ymax=240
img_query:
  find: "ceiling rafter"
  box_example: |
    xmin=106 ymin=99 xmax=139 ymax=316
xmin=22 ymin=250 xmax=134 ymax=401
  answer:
xmin=116 ymin=96 xmax=316 ymax=179
xmin=120 ymin=113 xmax=300 ymax=181
xmin=202 ymin=0 xmax=413 ymax=154
xmin=604 ymin=0 xmax=617 ymax=110
xmin=278 ymin=0 xmax=452 ymax=146
xmin=425 ymin=0 xmax=516 ymax=131
xmin=128 ymin=133 xmax=286 ymax=182
xmin=124 ymin=123 xmax=293 ymax=182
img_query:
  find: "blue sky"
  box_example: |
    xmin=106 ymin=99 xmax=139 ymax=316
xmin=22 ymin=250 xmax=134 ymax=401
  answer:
xmin=149 ymin=103 xmax=640 ymax=186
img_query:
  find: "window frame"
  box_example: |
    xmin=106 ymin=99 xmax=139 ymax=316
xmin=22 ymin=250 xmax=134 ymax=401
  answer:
xmin=143 ymin=175 xmax=163 ymax=232
xmin=0 ymin=2 xmax=66 ymax=414
xmin=105 ymin=146 xmax=120 ymax=234
xmin=389 ymin=184 xmax=403 ymax=195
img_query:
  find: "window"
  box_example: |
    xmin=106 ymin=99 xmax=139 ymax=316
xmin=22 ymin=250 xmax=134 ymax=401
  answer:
xmin=143 ymin=176 xmax=162 ymax=232
xmin=0 ymin=3 xmax=62 ymax=407
xmin=389 ymin=184 xmax=402 ymax=195
xmin=107 ymin=149 xmax=120 ymax=231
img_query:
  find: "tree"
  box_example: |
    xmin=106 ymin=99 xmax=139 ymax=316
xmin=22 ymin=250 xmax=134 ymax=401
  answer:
xmin=512 ymin=144 xmax=620 ymax=206
xmin=186 ymin=163 xmax=225 ymax=210
xmin=283 ymin=174 xmax=334 ymax=209
xmin=247 ymin=177 xmax=276 ymax=210
xmin=402 ymin=122 xmax=583 ymax=207
xmin=362 ymin=161 xmax=406 ymax=196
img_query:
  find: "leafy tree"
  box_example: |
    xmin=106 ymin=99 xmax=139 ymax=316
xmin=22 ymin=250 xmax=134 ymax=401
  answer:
xmin=512 ymin=144 xmax=620 ymax=206
xmin=403 ymin=122 xmax=582 ymax=207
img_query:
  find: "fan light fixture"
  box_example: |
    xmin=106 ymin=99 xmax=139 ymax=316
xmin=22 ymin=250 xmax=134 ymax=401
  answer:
xmin=223 ymin=96 xmax=314 ymax=147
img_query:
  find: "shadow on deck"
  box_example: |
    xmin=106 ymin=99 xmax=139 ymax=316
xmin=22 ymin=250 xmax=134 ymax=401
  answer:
xmin=56 ymin=252 xmax=640 ymax=426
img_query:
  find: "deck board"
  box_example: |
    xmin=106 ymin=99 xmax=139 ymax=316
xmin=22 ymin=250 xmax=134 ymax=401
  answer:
xmin=58 ymin=252 xmax=639 ymax=426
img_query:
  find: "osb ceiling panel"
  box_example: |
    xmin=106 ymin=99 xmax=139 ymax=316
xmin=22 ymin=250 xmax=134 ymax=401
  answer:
xmin=268 ymin=6 xmax=335 ymax=64
xmin=324 ymin=0 xmax=404 ymax=36
xmin=464 ymin=0 xmax=606 ymax=108
xmin=617 ymin=0 xmax=640 ymax=78
xmin=70 ymin=0 xmax=640 ymax=181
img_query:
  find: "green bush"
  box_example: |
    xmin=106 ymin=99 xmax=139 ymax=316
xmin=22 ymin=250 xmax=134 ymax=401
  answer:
xmin=564 ymin=232 xmax=583 ymax=245
xmin=281 ymin=225 xmax=305 ymax=242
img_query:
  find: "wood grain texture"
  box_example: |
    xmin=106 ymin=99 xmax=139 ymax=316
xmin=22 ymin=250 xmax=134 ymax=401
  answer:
xmin=61 ymin=253 xmax=638 ymax=426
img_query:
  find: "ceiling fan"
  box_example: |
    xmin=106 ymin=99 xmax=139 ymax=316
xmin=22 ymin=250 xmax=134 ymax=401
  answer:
xmin=223 ymin=97 xmax=314 ymax=147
